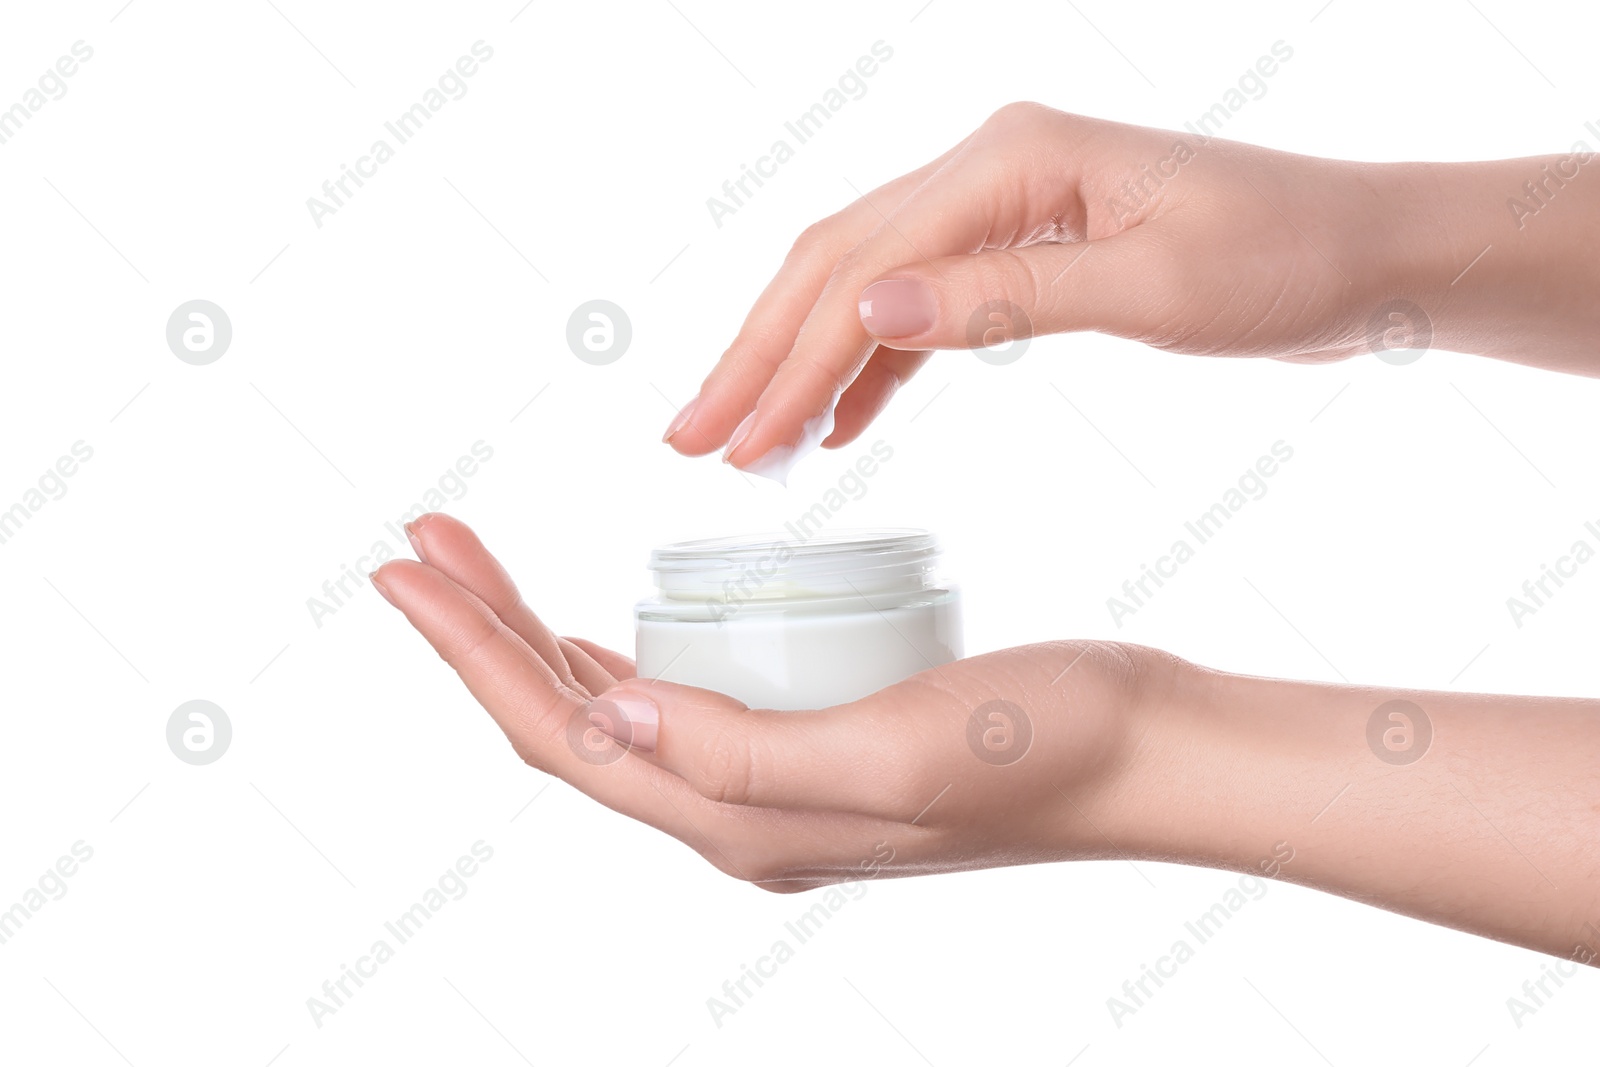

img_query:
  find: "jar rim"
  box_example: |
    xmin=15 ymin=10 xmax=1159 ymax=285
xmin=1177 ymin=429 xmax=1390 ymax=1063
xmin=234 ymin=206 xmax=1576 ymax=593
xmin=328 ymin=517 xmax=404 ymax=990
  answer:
xmin=647 ymin=528 xmax=943 ymax=602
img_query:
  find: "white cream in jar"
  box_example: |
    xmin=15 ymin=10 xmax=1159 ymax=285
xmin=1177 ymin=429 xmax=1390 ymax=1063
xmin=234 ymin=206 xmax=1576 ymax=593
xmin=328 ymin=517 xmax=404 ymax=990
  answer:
xmin=634 ymin=529 xmax=962 ymax=711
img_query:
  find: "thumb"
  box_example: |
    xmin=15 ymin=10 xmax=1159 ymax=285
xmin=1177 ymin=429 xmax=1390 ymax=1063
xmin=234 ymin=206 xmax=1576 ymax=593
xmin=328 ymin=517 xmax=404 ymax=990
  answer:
xmin=584 ymin=679 xmax=921 ymax=819
xmin=857 ymin=232 xmax=1169 ymax=350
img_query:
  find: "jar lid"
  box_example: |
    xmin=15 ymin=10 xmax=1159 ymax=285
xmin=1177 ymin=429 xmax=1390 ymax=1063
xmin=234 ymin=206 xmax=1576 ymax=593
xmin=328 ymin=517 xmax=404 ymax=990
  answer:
xmin=648 ymin=528 xmax=942 ymax=602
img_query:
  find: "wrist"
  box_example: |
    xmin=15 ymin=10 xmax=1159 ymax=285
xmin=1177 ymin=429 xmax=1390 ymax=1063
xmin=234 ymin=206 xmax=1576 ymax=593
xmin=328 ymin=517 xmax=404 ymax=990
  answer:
xmin=1090 ymin=654 xmax=1352 ymax=877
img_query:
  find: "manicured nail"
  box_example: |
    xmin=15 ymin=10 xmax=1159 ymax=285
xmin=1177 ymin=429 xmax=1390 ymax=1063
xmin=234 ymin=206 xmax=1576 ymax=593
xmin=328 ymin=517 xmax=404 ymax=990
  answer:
xmin=586 ymin=694 xmax=659 ymax=752
xmin=663 ymin=394 xmax=700 ymax=443
xmin=859 ymin=278 xmax=937 ymax=338
xmin=722 ymin=410 xmax=758 ymax=464
xmin=370 ymin=570 xmax=396 ymax=606
xmin=403 ymin=522 xmax=428 ymax=564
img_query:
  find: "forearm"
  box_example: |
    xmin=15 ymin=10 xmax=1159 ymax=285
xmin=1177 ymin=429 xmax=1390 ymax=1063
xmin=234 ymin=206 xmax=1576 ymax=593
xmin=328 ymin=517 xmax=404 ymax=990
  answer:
xmin=1369 ymin=155 xmax=1600 ymax=376
xmin=1102 ymin=655 xmax=1600 ymax=961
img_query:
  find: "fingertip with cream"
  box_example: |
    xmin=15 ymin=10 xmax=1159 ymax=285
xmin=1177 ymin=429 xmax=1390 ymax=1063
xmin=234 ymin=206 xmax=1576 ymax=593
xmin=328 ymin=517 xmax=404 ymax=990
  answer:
xmin=722 ymin=404 xmax=838 ymax=487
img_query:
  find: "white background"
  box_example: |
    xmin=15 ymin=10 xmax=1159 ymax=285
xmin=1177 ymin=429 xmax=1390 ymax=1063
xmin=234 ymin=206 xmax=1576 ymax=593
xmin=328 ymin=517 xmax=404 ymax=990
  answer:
xmin=1 ymin=0 xmax=1597 ymax=1063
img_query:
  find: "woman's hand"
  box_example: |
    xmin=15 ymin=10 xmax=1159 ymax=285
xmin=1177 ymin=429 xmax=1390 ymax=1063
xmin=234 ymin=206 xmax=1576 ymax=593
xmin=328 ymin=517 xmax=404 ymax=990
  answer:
xmin=377 ymin=514 xmax=1600 ymax=961
xmin=371 ymin=513 xmax=1168 ymax=891
xmin=664 ymin=103 xmax=1600 ymax=479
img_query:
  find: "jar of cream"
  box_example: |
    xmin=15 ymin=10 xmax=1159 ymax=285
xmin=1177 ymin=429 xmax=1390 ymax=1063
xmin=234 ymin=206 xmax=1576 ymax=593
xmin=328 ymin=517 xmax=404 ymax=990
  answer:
xmin=634 ymin=529 xmax=962 ymax=711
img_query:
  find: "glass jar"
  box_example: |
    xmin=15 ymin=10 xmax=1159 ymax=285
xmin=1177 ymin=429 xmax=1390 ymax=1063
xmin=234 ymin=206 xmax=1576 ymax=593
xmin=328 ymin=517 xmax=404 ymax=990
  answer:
xmin=634 ymin=529 xmax=962 ymax=711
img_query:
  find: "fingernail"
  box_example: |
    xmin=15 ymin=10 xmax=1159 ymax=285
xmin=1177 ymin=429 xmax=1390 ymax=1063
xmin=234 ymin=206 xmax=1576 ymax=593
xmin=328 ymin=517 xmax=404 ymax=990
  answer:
xmin=585 ymin=694 xmax=658 ymax=752
xmin=722 ymin=410 xmax=758 ymax=463
xmin=370 ymin=570 xmax=396 ymax=606
xmin=403 ymin=522 xmax=428 ymax=564
xmin=859 ymin=278 xmax=937 ymax=338
xmin=663 ymin=394 xmax=700 ymax=443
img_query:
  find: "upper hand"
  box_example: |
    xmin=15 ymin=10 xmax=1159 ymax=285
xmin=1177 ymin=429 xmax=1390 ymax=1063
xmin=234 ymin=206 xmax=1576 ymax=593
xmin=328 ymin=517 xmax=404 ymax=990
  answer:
xmin=666 ymin=102 xmax=1429 ymax=476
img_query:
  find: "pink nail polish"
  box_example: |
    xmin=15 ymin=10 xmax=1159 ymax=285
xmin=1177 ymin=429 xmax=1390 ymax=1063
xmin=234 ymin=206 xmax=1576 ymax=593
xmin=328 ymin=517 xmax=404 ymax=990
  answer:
xmin=403 ymin=522 xmax=428 ymax=564
xmin=859 ymin=278 xmax=937 ymax=338
xmin=722 ymin=411 xmax=758 ymax=463
xmin=586 ymin=694 xmax=659 ymax=752
xmin=663 ymin=394 xmax=700 ymax=443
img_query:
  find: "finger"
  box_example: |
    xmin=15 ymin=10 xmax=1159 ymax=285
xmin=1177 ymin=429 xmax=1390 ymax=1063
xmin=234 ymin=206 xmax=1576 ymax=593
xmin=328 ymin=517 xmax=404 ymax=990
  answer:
xmin=721 ymin=155 xmax=1005 ymax=476
xmin=403 ymin=512 xmax=584 ymax=691
xmin=564 ymin=636 xmax=636 ymax=681
xmin=822 ymin=346 xmax=931 ymax=448
xmin=374 ymin=560 xmax=935 ymax=887
xmin=666 ymin=141 xmax=969 ymax=457
xmin=558 ymin=637 xmax=617 ymax=695
xmin=584 ymin=677 xmax=935 ymax=821
xmin=855 ymin=231 xmax=1179 ymax=350
xmin=371 ymin=559 xmax=695 ymax=838
xmin=722 ymin=104 xmax=1180 ymax=473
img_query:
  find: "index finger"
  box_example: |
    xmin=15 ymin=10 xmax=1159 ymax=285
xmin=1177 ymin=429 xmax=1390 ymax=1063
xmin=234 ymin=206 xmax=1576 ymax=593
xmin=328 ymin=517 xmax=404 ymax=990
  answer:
xmin=720 ymin=154 xmax=994 ymax=478
xmin=667 ymin=141 xmax=969 ymax=459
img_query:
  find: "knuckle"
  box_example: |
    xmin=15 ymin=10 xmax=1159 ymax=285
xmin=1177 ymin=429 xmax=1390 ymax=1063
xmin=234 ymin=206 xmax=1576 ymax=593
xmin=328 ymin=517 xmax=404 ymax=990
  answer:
xmin=525 ymin=695 xmax=574 ymax=752
xmin=777 ymin=353 xmax=850 ymax=398
xmin=439 ymin=613 xmax=500 ymax=671
xmin=505 ymin=673 xmax=590 ymax=770
xmin=507 ymin=694 xmax=572 ymax=772
xmin=974 ymin=249 xmax=1042 ymax=318
xmin=786 ymin=218 xmax=838 ymax=265
xmin=827 ymin=238 xmax=865 ymax=280
xmin=983 ymin=100 xmax=1057 ymax=135
xmin=691 ymin=728 xmax=757 ymax=806
xmin=824 ymin=242 xmax=883 ymax=303
xmin=718 ymin=327 xmax=786 ymax=384
xmin=512 ymin=738 xmax=552 ymax=774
